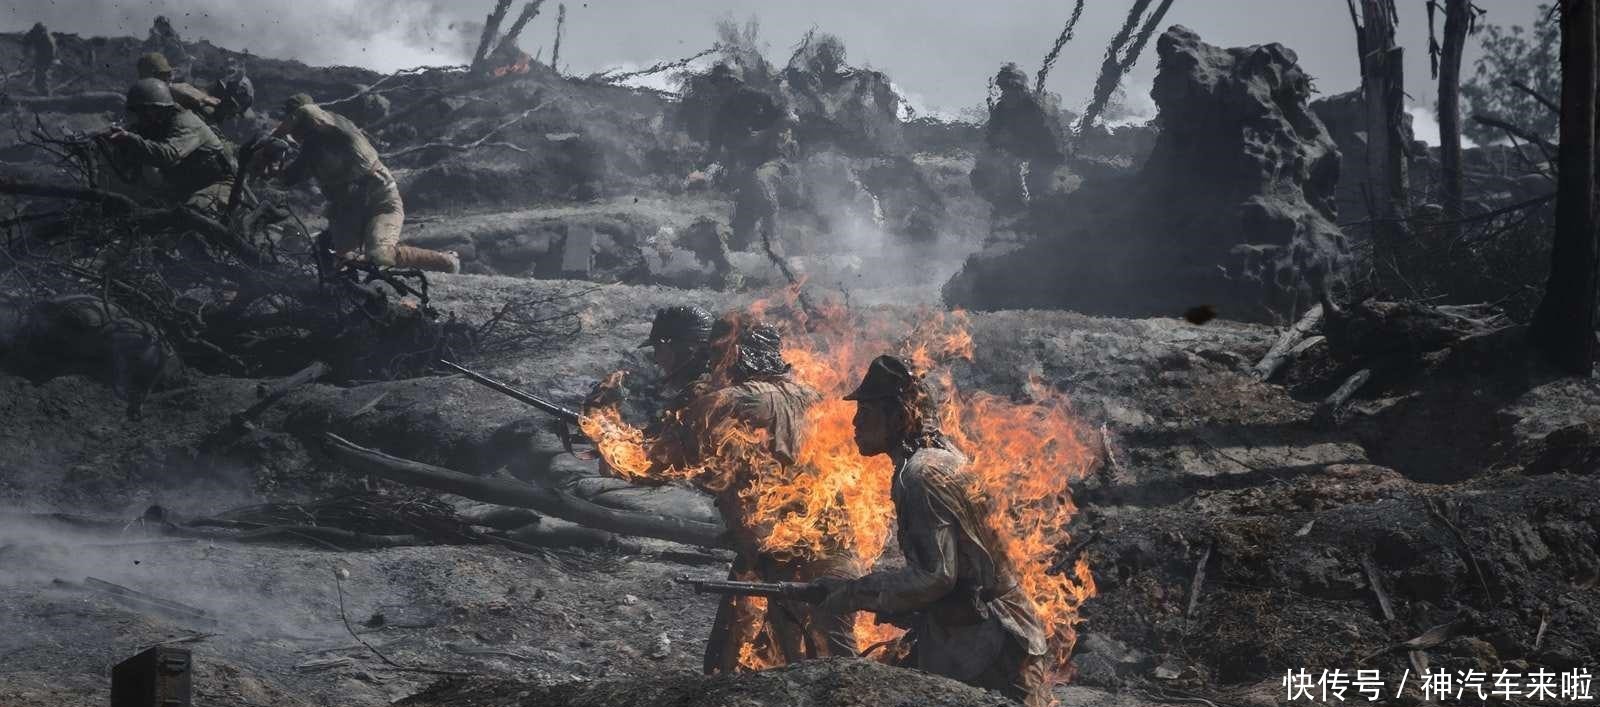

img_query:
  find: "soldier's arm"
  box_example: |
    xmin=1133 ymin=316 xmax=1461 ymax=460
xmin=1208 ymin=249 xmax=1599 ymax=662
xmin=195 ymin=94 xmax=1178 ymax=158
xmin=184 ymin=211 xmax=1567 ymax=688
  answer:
xmin=844 ymin=474 xmax=960 ymax=613
xmin=121 ymin=118 xmax=206 ymax=168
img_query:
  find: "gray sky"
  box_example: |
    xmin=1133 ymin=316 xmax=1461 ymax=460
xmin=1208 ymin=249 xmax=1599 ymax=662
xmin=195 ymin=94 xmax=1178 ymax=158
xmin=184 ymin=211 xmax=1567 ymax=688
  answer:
xmin=8 ymin=0 xmax=1549 ymax=139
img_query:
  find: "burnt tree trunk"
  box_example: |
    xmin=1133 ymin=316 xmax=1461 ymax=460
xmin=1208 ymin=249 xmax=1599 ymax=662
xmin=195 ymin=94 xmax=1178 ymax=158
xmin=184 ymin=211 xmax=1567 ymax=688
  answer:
xmin=492 ymin=1 xmax=546 ymax=65
xmin=1349 ymin=0 xmax=1410 ymax=244
xmin=1530 ymin=0 xmax=1599 ymax=375
xmin=1436 ymin=0 xmax=1472 ymax=234
xmin=470 ymin=0 xmax=515 ymax=74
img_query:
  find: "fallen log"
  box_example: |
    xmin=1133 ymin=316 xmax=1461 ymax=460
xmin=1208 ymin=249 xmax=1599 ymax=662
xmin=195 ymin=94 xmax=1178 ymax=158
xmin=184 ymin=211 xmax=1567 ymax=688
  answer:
xmin=257 ymin=360 xmax=331 ymax=399
xmin=1315 ymin=368 xmax=1372 ymax=424
xmin=233 ymin=360 xmax=331 ymax=430
xmin=1252 ymin=304 xmax=1324 ymax=381
xmin=322 ymin=433 xmax=730 ymax=548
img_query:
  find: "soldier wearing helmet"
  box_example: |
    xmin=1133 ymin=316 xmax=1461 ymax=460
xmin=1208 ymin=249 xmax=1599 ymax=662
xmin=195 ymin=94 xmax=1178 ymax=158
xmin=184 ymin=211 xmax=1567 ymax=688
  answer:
xmin=136 ymin=53 xmax=212 ymax=114
xmin=102 ymin=78 xmax=235 ymax=213
xmin=972 ymin=62 xmax=1066 ymax=221
xmin=588 ymin=308 xmax=861 ymax=674
xmin=270 ymin=94 xmax=459 ymax=273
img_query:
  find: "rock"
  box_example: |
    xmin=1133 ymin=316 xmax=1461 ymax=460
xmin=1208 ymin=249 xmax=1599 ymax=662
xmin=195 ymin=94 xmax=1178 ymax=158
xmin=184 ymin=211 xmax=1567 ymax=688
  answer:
xmin=945 ymin=26 xmax=1348 ymax=321
xmin=1153 ymin=656 xmax=1183 ymax=680
xmin=648 ymin=632 xmax=671 ymax=659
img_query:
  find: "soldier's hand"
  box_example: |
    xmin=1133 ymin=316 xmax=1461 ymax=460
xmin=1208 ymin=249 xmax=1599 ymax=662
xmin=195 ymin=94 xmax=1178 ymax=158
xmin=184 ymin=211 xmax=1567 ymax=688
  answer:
xmin=103 ymin=127 xmax=131 ymax=142
xmin=811 ymin=577 xmax=855 ymax=615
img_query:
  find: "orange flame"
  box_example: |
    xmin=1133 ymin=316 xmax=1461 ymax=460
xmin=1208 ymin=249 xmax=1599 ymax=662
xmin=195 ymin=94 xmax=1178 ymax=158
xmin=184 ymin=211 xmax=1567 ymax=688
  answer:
xmin=580 ymin=288 xmax=1097 ymax=683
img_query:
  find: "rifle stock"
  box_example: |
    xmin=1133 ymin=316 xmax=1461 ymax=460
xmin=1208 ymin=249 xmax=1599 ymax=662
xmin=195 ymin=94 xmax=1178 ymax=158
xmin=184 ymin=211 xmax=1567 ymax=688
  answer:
xmin=439 ymin=359 xmax=582 ymax=424
xmin=673 ymin=576 xmax=828 ymax=604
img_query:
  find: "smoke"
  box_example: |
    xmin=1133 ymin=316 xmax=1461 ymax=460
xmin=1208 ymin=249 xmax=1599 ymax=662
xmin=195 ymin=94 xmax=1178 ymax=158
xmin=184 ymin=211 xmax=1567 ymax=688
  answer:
xmin=4 ymin=0 xmax=477 ymax=71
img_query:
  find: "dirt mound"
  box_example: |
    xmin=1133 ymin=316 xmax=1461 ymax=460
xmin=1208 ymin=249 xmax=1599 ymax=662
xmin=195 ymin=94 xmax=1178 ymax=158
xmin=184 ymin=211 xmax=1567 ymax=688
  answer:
xmin=398 ymin=658 xmax=1014 ymax=707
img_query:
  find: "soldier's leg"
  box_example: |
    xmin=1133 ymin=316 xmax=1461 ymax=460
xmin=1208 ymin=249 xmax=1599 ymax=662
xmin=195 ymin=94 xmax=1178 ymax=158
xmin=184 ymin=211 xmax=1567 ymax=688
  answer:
xmin=702 ymin=594 xmax=741 ymax=675
xmin=970 ymin=636 xmax=1048 ymax=707
xmin=365 ymin=182 xmax=459 ymax=273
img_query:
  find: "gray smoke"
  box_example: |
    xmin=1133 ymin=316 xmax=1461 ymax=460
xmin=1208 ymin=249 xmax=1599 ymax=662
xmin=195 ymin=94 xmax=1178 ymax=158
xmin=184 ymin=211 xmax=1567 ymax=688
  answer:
xmin=5 ymin=0 xmax=480 ymax=70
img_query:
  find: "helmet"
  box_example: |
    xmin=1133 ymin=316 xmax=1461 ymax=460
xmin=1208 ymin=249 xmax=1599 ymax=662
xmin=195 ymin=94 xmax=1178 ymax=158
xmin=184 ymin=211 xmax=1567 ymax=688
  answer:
xmin=125 ymin=78 xmax=175 ymax=109
xmin=640 ymin=305 xmax=715 ymax=349
xmin=136 ymin=52 xmax=173 ymax=79
xmin=995 ymin=62 xmax=1028 ymax=90
xmin=282 ymin=92 xmax=315 ymax=114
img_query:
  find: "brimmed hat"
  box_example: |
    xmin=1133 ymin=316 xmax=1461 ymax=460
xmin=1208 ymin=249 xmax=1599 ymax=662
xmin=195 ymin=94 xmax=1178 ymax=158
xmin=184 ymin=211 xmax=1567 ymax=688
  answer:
xmin=843 ymin=354 xmax=918 ymax=401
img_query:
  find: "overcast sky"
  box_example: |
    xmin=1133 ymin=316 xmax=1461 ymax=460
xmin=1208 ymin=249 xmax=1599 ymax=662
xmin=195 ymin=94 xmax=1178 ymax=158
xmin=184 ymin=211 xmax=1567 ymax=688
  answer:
xmin=8 ymin=0 xmax=1549 ymax=140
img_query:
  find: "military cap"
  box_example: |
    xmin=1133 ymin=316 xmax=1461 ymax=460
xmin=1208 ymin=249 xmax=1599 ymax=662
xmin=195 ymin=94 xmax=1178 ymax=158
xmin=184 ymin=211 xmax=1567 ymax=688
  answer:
xmin=844 ymin=354 xmax=918 ymax=401
xmin=136 ymin=52 xmax=173 ymax=79
xmin=125 ymin=78 xmax=175 ymax=109
xmin=640 ymin=305 xmax=715 ymax=349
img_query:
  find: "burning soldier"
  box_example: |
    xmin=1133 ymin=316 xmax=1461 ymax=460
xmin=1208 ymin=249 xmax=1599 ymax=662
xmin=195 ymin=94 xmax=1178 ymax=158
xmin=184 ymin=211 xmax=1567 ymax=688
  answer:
xmin=816 ymin=354 xmax=1049 ymax=706
xmin=270 ymin=94 xmax=460 ymax=274
xmin=585 ymin=306 xmax=860 ymax=673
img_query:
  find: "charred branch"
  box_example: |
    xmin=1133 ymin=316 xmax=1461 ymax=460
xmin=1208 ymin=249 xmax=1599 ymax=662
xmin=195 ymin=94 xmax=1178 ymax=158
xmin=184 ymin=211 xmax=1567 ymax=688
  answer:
xmin=322 ymin=433 xmax=730 ymax=548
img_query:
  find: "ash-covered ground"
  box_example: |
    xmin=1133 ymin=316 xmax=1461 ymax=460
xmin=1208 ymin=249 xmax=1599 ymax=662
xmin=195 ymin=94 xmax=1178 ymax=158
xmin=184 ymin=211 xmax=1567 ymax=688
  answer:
xmin=1 ymin=7 xmax=1597 ymax=707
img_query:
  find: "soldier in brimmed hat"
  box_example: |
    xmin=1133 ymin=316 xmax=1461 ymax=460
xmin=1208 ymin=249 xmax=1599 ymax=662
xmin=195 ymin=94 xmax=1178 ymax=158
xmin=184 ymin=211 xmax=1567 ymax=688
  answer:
xmin=816 ymin=354 xmax=1050 ymax=706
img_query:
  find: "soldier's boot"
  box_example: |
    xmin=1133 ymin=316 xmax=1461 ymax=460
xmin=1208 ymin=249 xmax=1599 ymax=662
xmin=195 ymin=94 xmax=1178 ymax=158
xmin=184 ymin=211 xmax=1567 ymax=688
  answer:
xmin=392 ymin=245 xmax=461 ymax=274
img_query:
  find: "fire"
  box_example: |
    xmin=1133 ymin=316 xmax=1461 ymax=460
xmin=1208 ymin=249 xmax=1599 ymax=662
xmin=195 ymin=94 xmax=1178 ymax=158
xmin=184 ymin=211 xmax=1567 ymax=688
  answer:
xmin=492 ymin=51 xmax=531 ymax=77
xmin=579 ymin=290 xmax=1097 ymax=684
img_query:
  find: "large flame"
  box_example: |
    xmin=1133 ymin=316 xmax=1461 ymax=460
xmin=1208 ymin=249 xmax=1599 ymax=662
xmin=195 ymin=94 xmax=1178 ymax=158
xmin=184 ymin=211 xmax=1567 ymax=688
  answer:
xmin=579 ymin=290 xmax=1097 ymax=685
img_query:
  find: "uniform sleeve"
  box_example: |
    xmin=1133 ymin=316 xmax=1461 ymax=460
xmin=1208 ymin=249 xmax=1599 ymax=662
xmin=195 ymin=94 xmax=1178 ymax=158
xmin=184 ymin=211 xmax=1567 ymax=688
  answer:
xmin=848 ymin=472 xmax=960 ymax=613
xmin=122 ymin=117 xmax=206 ymax=169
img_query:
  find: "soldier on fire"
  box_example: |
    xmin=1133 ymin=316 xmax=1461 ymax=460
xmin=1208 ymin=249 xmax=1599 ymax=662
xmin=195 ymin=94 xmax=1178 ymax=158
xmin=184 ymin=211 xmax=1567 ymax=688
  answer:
xmin=271 ymin=94 xmax=460 ymax=274
xmin=101 ymin=78 xmax=236 ymax=214
xmin=815 ymin=354 xmax=1049 ymax=706
xmin=588 ymin=306 xmax=859 ymax=673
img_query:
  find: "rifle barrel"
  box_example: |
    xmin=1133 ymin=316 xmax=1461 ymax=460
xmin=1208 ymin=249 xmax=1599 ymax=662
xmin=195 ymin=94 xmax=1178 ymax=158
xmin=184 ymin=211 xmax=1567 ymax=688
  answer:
xmin=438 ymin=359 xmax=581 ymax=423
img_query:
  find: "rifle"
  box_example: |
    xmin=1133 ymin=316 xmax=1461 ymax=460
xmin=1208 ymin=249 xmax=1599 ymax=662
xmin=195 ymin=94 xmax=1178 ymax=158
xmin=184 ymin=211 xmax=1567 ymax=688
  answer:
xmin=673 ymin=575 xmax=828 ymax=604
xmin=438 ymin=359 xmax=582 ymax=425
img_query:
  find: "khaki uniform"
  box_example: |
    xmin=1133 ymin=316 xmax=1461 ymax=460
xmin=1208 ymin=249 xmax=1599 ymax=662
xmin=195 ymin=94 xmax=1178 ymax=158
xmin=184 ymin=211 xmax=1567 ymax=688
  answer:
xmin=843 ymin=446 xmax=1048 ymax=706
xmin=120 ymin=109 xmax=235 ymax=213
xmin=277 ymin=104 xmax=455 ymax=272
xmin=169 ymin=82 xmax=219 ymax=117
xmin=650 ymin=375 xmax=861 ymax=673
